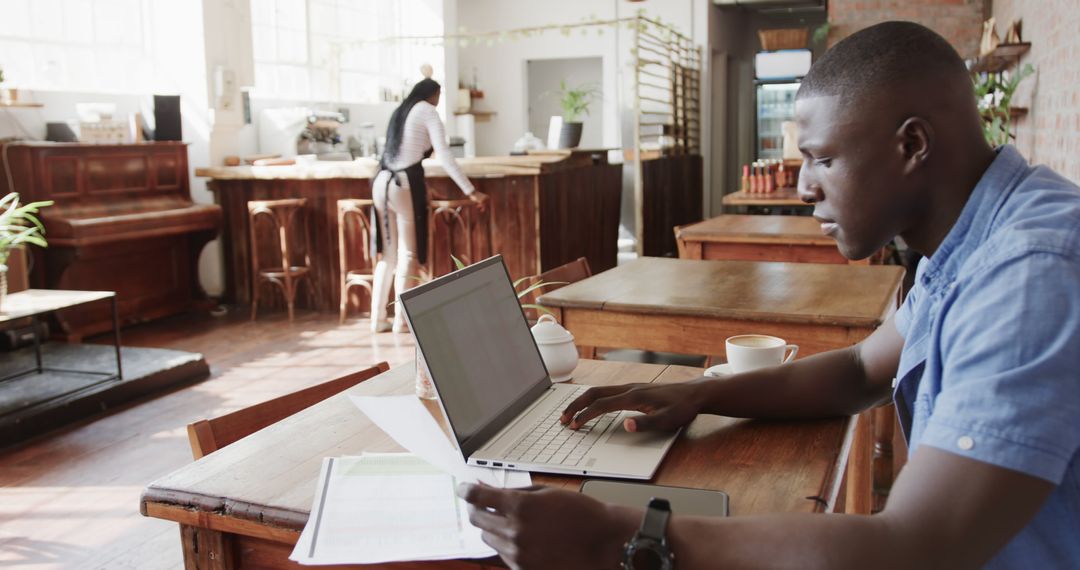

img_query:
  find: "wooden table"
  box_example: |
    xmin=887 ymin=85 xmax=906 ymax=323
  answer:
xmin=676 ymin=214 xmax=877 ymax=265
xmin=0 ymin=289 xmax=122 ymax=383
xmin=539 ymin=257 xmax=905 ymax=514
xmin=539 ymin=257 xmax=903 ymax=359
xmin=141 ymin=360 xmax=853 ymax=569
xmin=721 ymin=188 xmax=808 ymax=208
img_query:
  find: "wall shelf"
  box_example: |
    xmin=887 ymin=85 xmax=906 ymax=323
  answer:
xmin=0 ymin=101 xmax=44 ymax=108
xmin=970 ymin=42 xmax=1031 ymax=74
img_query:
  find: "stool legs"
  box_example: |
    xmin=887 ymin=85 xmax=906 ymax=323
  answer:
xmin=248 ymin=199 xmax=311 ymax=323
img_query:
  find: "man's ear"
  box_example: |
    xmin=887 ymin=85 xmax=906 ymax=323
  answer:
xmin=896 ymin=117 xmax=933 ymax=175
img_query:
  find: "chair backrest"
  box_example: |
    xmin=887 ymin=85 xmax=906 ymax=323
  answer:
xmin=522 ymin=257 xmax=592 ymax=320
xmin=186 ymin=361 xmax=390 ymax=460
xmin=536 ymin=256 xmax=592 ymax=286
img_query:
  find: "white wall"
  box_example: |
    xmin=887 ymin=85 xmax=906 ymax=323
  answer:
xmin=456 ymin=0 xmax=711 ymax=229
xmin=526 ymin=57 xmax=604 ymax=148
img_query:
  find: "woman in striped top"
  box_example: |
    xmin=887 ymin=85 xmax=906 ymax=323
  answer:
xmin=370 ymin=78 xmax=488 ymax=333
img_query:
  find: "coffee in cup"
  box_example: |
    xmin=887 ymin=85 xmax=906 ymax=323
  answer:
xmin=725 ymin=334 xmax=798 ymax=374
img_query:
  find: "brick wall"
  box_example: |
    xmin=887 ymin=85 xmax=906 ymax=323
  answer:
xmin=992 ymin=0 xmax=1080 ymax=184
xmin=828 ymin=0 xmax=986 ymax=59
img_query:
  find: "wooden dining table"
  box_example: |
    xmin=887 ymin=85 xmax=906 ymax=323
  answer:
xmin=538 ymin=257 xmax=904 ymax=359
xmin=538 ymin=257 xmax=905 ymax=514
xmin=141 ymin=359 xmax=854 ymax=569
xmin=676 ymin=214 xmax=878 ymax=265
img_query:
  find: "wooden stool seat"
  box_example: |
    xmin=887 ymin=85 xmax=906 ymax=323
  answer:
xmin=337 ymin=198 xmax=376 ymax=323
xmin=248 ymin=198 xmax=312 ymax=322
xmin=428 ymin=197 xmax=486 ymax=277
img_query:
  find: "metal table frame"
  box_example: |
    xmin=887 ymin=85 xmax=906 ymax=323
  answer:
xmin=0 ymin=292 xmax=123 ymax=384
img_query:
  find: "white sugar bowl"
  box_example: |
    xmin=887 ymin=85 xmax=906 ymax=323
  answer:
xmin=530 ymin=314 xmax=579 ymax=382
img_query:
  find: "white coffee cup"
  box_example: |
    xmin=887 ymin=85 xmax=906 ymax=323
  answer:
xmin=725 ymin=334 xmax=798 ymax=374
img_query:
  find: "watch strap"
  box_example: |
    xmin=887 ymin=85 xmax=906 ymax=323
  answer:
xmin=639 ymin=498 xmax=671 ymax=541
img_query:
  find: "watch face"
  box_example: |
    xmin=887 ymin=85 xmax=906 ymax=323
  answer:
xmin=624 ymin=538 xmax=673 ymax=570
xmin=631 ymin=547 xmax=666 ymax=570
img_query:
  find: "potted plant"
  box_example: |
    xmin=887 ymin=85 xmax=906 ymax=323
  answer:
xmin=974 ymin=63 xmax=1035 ymax=147
xmin=555 ymin=80 xmax=600 ymax=149
xmin=0 ymin=192 xmax=53 ymax=310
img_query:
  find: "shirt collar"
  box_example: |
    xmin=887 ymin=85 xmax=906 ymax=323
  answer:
xmin=918 ymin=145 xmax=1029 ymax=289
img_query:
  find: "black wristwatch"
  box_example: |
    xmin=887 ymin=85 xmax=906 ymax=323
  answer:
xmin=622 ymin=498 xmax=674 ymax=570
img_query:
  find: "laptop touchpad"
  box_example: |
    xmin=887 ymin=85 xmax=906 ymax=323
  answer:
xmin=605 ymin=415 xmax=671 ymax=448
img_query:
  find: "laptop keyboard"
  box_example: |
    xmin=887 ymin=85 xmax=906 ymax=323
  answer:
xmin=504 ymin=386 xmax=619 ymax=466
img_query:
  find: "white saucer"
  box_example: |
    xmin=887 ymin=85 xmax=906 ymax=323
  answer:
xmin=704 ymin=363 xmax=732 ymax=378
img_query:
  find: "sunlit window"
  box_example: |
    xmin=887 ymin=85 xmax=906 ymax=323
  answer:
xmin=0 ymin=0 xmax=154 ymax=93
xmin=250 ymin=0 xmax=445 ymax=104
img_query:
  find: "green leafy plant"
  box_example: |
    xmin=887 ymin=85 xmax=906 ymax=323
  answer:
xmin=811 ymin=23 xmax=830 ymax=48
xmin=0 ymin=192 xmax=53 ymax=269
xmin=392 ymin=255 xmax=565 ymax=318
xmin=556 ymin=80 xmax=601 ymax=123
xmin=974 ymin=63 xmax=1035 ymax=147
xmin=0 ymin=65 xmax=5 ymax=85
xmin=450 ymin=255 xmax=564 ymax=317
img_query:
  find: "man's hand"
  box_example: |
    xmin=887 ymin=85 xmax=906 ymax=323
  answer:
xmin=458 ymin=484 xmax=637 ymax=570
xmin=560 ymin=382 xmax=705 ymax=432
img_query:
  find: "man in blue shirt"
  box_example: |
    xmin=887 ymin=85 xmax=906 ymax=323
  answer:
xmin=459 ymin=21 xmax=1080 ymax=569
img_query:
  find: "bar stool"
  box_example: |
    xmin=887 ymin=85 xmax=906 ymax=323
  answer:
xmin=427 ymin=198 xmax=485 ymax=277
xmin=248 ymin=198 xmax=312 ymax=322
xmin=337 ymin=198 xmax=376 ymax=323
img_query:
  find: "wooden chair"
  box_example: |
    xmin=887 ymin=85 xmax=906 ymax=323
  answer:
xmin=337 ymin=198 xmax=376 ymax=323
xmin=186 ymin=361 xmax=390 ymax=460
xmin=522 ymin=257 xmax=592 ymax=321
xmin=248 ymin=198 xmax=313 ymax=322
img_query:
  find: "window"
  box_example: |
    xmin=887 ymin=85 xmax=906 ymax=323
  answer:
xmin=0 ymin=0 xmax=155 ymax=93
xmin=250 ymin=0 xmax=445 ymax=103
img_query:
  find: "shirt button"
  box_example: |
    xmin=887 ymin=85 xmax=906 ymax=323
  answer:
xmin=957 ymin=436 xmax=975 ymax=451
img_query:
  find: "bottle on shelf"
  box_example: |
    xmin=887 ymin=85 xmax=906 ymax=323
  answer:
xmin=741 ymin=164 xmax=750 ymax=192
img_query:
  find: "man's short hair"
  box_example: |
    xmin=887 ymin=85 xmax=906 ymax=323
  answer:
xmin=797 ymin=21 xmax=970 ymax=103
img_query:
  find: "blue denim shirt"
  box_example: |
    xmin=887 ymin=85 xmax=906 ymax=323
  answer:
xmin=894 ymin=145 xmax=1080 ymax=568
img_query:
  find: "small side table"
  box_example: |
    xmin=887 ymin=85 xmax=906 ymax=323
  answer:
xmin=0 ymin=289 xmax=122 ymax=383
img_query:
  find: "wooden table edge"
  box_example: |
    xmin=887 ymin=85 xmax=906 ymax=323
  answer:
xmin=676 ymin=234 xmax=839 ymax=246
xmin=142 ymin=501 xmax=302 ymax=545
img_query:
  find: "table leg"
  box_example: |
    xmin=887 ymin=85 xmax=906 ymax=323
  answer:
xmin=180 ymin=524 xmax=236 ymax=570
xmin=845 ymin=410 xmax=873 ymax=515
xmin=111 ymin=296 xmax=123 ymax=380
xmin=31 ymin=315 xmax=42 ymax=374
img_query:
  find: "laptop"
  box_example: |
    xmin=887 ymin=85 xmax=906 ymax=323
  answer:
xmin=399 ymin=255 xmax=679 ymax=479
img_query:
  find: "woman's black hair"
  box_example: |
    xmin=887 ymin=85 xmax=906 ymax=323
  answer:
xmin=381 ymin=78 xmax=441 ymax=167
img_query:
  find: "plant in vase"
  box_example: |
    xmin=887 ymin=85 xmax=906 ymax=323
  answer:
xmin=554 ymin=80 xmax=600 ymax=149
xmin=0 ymin=193 xmax=54 ymax=310
xmin=411 ymin=255 xmax=566 ymax=399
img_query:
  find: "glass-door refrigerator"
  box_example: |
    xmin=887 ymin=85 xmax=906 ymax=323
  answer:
xmin=755 ymin=81 xmax=799 ymax=160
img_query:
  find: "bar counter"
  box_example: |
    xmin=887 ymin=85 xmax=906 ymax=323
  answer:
xmin=199 ymin=150 xmax=621 ymax=314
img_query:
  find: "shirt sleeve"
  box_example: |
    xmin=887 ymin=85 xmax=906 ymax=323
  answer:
xmin=423 ymin=106 xmax=475 ymax=195
xmin=920 ymin=250 xmax=1080 ymax=483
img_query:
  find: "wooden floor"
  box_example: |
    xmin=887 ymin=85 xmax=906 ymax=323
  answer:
xmin=0 ymin=309 xmax=417 ymax=569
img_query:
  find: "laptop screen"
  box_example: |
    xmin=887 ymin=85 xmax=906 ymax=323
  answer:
xmin=400 ymin=256 xmax=551 ymax=455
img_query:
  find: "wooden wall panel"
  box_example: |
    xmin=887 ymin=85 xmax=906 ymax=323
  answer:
xmin=641 ymin=154 xmax=704 ymax=257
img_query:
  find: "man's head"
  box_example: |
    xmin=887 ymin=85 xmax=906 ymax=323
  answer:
xmin=795 ymin=21 xmax=990 ymax=259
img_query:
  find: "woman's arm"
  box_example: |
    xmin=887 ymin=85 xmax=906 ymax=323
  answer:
xmin=422 ymin=105 xmax=476 ymax=195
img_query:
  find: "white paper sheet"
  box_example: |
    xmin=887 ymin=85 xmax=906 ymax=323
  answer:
xmin=349 ymin=395 xmax=532 ymax=489
xmin=290 ymin=454 xmax=494 ymax=565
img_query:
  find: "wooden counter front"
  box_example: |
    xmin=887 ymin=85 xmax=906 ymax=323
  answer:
xmin=202 ymin=151 xmax=621 ymax=314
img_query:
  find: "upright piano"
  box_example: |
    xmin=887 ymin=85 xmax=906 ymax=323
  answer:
xmin=0 ymin=141 xmax=222 ymax=340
